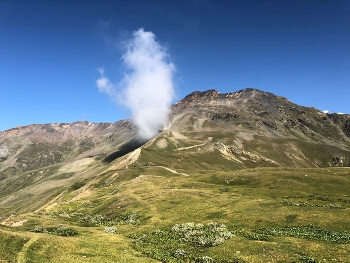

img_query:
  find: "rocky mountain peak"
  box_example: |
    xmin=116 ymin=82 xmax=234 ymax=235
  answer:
xmin=182 ymin=89 xmax=220 ymax=100
xmin=177 ymin=88 xmax=272 ymax=103
xmin=171 ymin=88 xmax=279 ymax=114
xmin=169 ymin=88 xmax=350 ymax=147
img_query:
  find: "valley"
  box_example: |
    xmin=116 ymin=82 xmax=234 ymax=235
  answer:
xmin=1 ymin=89 xmax=350 ymax=262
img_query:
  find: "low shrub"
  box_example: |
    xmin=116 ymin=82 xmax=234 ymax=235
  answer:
xmin=103 ymin=227 xmax=117 ymax=234
xmin=258 ymin=225 xmax=350 ymax=243
xmin=30 ymin=225 xmax=47 ymax=233
xmin=79 ymin=215 xmax=112 ymax=227
xmin=47 ymin=225 xmax=78 ymax=236
xmin=30 ymin=225 xmax=78 ymax=236
xmin=131 ymin=222 xmax=241 ymax=263
xmin=236 ymin=230 xmax=269 ymax=241
xmin=115 ymin=211 xmax=140 ymax=225
xmin=171 ymin=222 xmax=233 ymax=247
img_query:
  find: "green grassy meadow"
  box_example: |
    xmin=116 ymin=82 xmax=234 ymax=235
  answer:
xmin=1 ymin=129 xmax=350 ymax=262
xmin=1 ymin=165 xmax=350 ymax=262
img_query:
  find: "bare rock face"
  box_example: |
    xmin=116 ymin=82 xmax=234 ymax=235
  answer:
xmin=327 ymin=114 xmax=350 ymax=137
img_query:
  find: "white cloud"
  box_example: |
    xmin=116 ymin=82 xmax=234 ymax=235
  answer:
xmin=96 ymin=28 xmax=176 ymax=140
xmin=96 ymin=68 xmax=118 ymax=99
xmin=323 ymin=110 xmax=329 ymax=113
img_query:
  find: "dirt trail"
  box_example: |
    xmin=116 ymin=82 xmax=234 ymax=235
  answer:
xmin=177 ymin=143 xmax=206 ymax=151
xmin=17 ymin=235 xmax=39 ymax=263
xmin=11 ymin=219 xmax=28 ymax=227
xmin=157 ymin=166 xmax=190 ymax=176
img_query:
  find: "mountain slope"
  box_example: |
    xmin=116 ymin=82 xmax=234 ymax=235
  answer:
xmin=1 ymin=88 xmax=350 ymax=217
xmin=0 ymin=120 xmax=137 ymax=171
xmin=0 ymin=120 xmax=139 ymax=216
xmin=170 ymin=88 xmax=350 ymax=143
xmin=1 ymin=88 xmax=350 ymax=263
xmin=165 ymin=88 xmax=350 ymax=169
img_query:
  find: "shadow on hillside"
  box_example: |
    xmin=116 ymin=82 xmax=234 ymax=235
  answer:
xmin=102 ymin=139 xmax=147 ymax=163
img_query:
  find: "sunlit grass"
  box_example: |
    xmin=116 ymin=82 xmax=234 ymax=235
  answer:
xmin=1 ymin=160 xmax=350 ymax=262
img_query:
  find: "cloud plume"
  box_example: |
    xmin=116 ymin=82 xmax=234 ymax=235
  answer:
xmin=97 ymin=28 xmax=175 ymax=140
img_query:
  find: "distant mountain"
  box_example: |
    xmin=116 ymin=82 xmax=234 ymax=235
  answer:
xmin=0 ymin=120 xmax=137 ymax=172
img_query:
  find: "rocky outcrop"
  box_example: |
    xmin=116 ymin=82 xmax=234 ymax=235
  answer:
xmin=327 ymin=114 xmax=350 ymax=138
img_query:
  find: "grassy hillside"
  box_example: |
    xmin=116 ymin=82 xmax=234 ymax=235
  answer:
xmin=1 ymin=145 xmax=350 ymax=262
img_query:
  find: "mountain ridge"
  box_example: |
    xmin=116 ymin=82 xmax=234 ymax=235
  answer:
xmin=1 ymin=88 xmax=350 ymax=263
xmin=170 ymin=88 xmax=350 ymax=143
xmin=1 ymin=88 xmax=350 ymax=212
xmin=1 ymin=88 xmax=349 ymax=173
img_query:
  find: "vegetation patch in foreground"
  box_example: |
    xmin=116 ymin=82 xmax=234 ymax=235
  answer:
xmin=130 ymin=222 xmax=244 ymax=263
xmin=30 ymin=225 xmax=78 ymax=236
xmin=258 ymin=225 xmax=350 ymax=244
xmin=78 ymin=211 xmax=140 ymax=226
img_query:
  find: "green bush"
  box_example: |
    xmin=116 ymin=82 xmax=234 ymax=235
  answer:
xmin=236 ymin=230 xmax=269 ymax=241
xmin=103 ymin=227 xmax=117 ymax=234
xmin=115 ymin=211 xmax=140 ymax=225
xmin=131 ymin=222 xmax=239 ymax=263
xmin=258 ymin=225 xmax=350 ymax=243
xmin=79 ymin=214 xmax=112 ymax=227
xmin=171 ymin=222 xmax=233 ymax=247
xmin=30 ymin=225 xmax=78 ymax=236
xmin=30 ymin=225 xmax=47 ymax=233
xmin=78 ymin=212 xmax=140 ymax=226
xmin=47 ymin=225 xmax=78 ymax=236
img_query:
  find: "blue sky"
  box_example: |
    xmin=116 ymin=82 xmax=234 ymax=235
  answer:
xmin=1 ymin=0 xmax=349 ymax=131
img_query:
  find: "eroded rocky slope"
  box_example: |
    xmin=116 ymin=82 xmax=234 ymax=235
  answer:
xmin=167 ymin=88 xmax=350 ymax=168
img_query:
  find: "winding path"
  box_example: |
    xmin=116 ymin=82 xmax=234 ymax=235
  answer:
xmin=176 ymin=143 xmax=206 ymax=151
xmin=17 ymin=235 xmax=39 ymax=263
xmin=157 ymin=166 xmax=190 ymax=176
